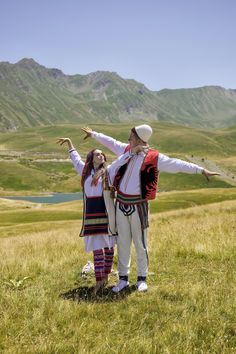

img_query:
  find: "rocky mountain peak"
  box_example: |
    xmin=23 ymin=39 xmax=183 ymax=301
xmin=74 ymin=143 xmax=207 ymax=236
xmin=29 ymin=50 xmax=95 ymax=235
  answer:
xmin=16 ymin=58 xmax=43 ymax=69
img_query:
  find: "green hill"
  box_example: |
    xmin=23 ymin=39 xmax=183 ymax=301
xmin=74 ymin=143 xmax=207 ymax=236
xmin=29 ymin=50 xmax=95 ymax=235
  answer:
xmin=0 ymin=122 xmax=236 ymax=156
xmin=157 ymin=86 xmax=236 ymax=128
xmin=1 ymin=58 xmax=236 ymax=131
xmin=0 ymin=122 xmax=235 ymax=193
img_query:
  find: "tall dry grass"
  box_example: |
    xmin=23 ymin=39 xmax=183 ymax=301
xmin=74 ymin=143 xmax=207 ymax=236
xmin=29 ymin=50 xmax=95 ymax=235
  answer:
xmin=0 ymin=200 xmax=235 ymax=353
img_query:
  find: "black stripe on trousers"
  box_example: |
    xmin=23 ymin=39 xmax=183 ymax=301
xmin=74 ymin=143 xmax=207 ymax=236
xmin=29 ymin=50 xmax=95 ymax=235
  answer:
xmin=141 ymin=228 xmax=149 ymax=267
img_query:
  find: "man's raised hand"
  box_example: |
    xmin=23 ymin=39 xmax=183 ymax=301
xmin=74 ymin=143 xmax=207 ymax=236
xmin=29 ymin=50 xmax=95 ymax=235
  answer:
xmin=81 ymin=127 xmax=93 ymax=140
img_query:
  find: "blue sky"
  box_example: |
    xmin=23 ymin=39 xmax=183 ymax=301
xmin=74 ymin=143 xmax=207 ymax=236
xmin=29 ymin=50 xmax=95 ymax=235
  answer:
xmin=0 ymin=0 xmax=235 ymax=91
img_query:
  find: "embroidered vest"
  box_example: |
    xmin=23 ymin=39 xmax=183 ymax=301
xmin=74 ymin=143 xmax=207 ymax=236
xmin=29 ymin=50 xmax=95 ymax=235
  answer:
xmin=114 ymin=145 xmax=159 ymax=200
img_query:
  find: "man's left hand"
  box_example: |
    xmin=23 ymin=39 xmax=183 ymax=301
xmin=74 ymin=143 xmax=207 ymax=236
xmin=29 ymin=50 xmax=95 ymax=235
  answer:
xmin=202 ymin=169 xmax=220 ymax=181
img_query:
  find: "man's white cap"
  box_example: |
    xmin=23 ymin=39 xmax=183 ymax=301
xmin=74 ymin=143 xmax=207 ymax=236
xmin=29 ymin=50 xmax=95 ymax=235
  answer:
xmin=134 ymin=124 xmax=152 ymax=142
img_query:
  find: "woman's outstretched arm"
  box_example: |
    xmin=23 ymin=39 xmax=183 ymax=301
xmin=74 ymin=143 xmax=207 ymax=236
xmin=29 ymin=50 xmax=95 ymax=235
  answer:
xmin=56 ymin=138 xmax=85 ymax=176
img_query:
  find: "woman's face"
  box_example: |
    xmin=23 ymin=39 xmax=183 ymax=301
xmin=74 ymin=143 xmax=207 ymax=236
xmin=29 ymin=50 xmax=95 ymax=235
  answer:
xmin=93 ymin=149 xmax=105 ymax=165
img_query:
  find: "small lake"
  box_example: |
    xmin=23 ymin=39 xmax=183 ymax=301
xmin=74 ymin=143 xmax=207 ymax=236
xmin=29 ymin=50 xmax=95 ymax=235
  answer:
xmin=1 ymin=193 xmax=83 ymax=204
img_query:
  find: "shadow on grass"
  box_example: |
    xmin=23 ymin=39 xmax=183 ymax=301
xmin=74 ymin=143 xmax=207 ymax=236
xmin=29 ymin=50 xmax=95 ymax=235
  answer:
xmin=60 ymin=285 xmax=137 ymax=303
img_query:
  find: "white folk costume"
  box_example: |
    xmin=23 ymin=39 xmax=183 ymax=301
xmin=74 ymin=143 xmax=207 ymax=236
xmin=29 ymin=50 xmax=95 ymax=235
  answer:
xmin=90 ymin=125 xmax=204 ymax=291
xmin=69 ymin=149 xmax=132 ymax=251
xmin=69 ymin=148 xmax=133 ymax=283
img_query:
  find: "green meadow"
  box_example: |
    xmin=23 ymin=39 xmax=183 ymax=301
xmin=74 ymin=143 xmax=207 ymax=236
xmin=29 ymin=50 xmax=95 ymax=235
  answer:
xmin=0 ymin=195 xmax=235 ymax=353
xmin=1 ymin=122 xmax=236 ymax=156
xmin=0 ymin=122 xmax=235 ymax=193
xmin=1 ymin=188 xmax=236 ymax=238
xmin=0 ymin=123 xmax=235 ymax=353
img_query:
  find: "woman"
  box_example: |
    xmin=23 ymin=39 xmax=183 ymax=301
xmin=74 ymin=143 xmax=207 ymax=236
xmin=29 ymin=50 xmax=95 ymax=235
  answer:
xmin=57 ymin=137 xmax=144 ymax=293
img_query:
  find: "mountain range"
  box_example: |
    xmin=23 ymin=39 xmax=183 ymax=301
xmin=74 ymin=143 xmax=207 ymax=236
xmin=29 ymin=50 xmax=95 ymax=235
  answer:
xmin=0 ymin=58 xmax=236 ymax=131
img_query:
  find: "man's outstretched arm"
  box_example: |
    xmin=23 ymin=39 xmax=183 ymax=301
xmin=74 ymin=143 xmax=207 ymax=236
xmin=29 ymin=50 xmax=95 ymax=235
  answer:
xmin=158 ymin=153 xmax=220 ymax=179
xmin=82 ymin=127 xmax=128 ymax=157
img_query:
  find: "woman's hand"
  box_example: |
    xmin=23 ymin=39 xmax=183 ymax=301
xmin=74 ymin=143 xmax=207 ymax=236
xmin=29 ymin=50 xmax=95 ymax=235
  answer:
xmin=81 ymin=127 xmax=93 ymax=140
xmin=56 ymin=138 xmax=74 ymax=150
xmin=131 ymin=144 xmax=149 ymax=154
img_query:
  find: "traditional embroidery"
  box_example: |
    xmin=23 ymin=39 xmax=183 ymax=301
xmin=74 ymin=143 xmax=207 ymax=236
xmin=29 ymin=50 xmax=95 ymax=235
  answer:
xmin=117 ymin=191 xmax=144 ymax=205
xmin=119 ymin=203 xmax=135 ymax=216
xmin=114 ymin=145 xmax=159 ymax=200
xmin=80 ymin=196 xmax=109 ymax=236
xmin=117 ymin=191 xmax=149 ymax=228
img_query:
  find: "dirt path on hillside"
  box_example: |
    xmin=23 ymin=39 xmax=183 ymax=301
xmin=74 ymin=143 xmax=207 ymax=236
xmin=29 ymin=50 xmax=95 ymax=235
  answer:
xmin=186 ymin=155 xmax=236 ymax=186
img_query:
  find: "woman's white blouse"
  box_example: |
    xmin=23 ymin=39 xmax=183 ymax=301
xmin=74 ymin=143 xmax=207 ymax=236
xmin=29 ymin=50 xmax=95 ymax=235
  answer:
xmin=69 ymin=149 xmax=132 ymax=197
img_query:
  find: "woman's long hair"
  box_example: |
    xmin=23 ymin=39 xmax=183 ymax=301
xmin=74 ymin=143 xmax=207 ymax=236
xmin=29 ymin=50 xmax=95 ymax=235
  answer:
xmin=81 ymin=149 xmax=107 ymax=188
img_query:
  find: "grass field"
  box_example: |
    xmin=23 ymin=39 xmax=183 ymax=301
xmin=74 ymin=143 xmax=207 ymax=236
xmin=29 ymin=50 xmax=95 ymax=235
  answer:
xmin=0 ymin=159 xmax=233 ymax=194
xmin=0 ymin=122 xmax=235 ymax=193
xmin=0 ymin=122 xmax=235 ymax=353
xmin=1 ymin=188 xmax=236 ymax=238
xmin=0 ymin=196 xmax=235 ymax=353
xmin=0 ymin=122 xmax=236 ymax=156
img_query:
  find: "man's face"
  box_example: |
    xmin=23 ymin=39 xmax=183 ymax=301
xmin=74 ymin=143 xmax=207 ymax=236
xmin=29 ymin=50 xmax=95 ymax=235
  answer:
xmin=128 ymin=131 xmax=141 ymax=148
xmin=93 ymin=149 xmax=105 ymax=165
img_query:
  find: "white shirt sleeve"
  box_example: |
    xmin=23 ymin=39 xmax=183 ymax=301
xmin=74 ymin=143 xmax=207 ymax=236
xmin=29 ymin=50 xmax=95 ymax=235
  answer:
xmin=107 ymin=151 xmax=134 ymax=184
xmin=69 ymin=149 xmax=85 ymax=176
xmin=158 ymin=153 xmax=204 ymax=174
xmin=91 ymin=131 xmax=128 ymax=157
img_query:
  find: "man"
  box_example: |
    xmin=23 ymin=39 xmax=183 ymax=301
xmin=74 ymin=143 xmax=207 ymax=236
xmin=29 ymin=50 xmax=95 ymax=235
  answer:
xmin=82 ymin=125 xmax=219 ymax=293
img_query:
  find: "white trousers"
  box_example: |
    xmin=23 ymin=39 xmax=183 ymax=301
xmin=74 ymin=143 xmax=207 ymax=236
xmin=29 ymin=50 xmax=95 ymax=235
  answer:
xmin=116 ymin=201 xmax=148 ymax=277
